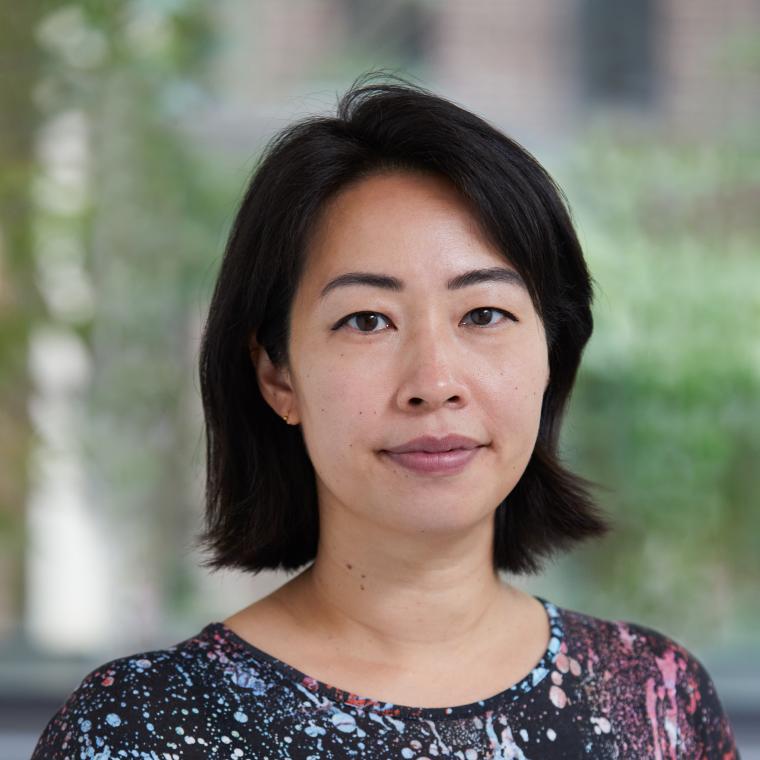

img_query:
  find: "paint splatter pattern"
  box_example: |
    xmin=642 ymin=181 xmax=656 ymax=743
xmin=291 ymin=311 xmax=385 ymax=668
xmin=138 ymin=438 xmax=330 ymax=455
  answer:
xmin=32 ymin=597 xmax=739 ymax=758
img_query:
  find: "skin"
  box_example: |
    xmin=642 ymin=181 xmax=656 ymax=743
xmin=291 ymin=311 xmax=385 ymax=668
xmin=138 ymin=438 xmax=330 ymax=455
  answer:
xmin=225 ymin=170 xmax=553 ymax=707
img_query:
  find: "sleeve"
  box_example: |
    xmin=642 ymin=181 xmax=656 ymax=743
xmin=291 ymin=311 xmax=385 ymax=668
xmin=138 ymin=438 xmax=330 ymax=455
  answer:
xmin=29 ymin=656 xmax=201 ymax=760
xmin=30 ymin=671 xmax=132 ymax=760
xmin=617 ymin=618 xmax=742 ymax=759
xmin=679 ymin=650 xmax=741 ymax=759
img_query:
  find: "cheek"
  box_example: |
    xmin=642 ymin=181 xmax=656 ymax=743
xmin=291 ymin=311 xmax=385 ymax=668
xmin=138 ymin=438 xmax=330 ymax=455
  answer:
xmin=482 ymin=344 xmax=548 ymax=432
xmin=295 ymin=356 xmax=384 ymax=451
xmin=312 ymin=357 xmax=385 ymax=412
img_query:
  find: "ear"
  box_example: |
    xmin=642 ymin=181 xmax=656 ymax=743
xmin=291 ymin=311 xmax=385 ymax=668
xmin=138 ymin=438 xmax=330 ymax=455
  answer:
xmin=249 ymin=333 xmax=299 ymax=425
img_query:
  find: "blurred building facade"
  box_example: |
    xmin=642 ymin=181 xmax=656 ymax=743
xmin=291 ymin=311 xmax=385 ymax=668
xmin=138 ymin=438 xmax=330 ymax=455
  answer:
xmin=200 ymin=0 xmax=759 ymax=153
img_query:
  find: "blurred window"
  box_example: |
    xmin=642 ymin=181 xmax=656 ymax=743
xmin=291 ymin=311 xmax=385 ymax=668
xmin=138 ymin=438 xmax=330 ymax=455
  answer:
xmin=579 ymin=0 xmax=658 ymax=107
xmin=340 ymin=0 xmax=430 ymax=65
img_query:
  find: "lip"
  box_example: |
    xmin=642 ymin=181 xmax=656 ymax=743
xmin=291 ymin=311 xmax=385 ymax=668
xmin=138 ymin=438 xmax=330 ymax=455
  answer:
xmin=381 ymin=446 xmax=484 ymax=475
xmin=384 ymin=434 xmax=484 ymax=454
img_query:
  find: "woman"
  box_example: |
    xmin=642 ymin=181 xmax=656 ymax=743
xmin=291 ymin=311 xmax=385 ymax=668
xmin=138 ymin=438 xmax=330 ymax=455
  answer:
xmin=32 ymin=74 xmax=739 ymax=758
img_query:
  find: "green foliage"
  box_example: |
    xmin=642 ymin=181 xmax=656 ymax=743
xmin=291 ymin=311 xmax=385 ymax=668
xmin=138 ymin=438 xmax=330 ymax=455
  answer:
xmin=0 ymin=0 xmax=51 ymax=623
xmin=27 ymin=0 xmax=229 ymax=630
xmin=541 ymin=131 xmax=760 ymax=647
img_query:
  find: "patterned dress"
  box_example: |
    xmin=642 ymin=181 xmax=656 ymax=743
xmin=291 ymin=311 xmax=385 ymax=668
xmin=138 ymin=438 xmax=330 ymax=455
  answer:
xmin=31 ymin=597 xmax=740 ymax=758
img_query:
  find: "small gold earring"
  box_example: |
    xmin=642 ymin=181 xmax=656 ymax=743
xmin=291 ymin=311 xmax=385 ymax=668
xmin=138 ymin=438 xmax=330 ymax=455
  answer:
xmin=282 ymin=413 xmax=289 ymax=424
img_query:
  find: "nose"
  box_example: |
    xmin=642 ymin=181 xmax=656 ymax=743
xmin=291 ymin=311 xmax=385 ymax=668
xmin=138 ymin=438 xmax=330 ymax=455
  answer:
xmin=393 ymin=320 xmax=470 ymax=413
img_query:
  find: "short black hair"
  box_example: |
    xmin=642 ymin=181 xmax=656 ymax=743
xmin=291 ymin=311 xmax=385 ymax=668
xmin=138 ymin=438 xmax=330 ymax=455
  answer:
xmin=195 ymin=71 xmax=610 ymax=576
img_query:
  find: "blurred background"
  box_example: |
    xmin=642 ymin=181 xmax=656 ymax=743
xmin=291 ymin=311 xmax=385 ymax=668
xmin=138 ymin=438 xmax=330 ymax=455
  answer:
xmin=1 ymin=0 xmax=758 ymax=756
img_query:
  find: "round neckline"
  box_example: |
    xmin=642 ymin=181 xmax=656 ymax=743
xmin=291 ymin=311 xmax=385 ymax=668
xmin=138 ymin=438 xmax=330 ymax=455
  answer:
xmin=205 ymin=595 xmax=564 ymax=721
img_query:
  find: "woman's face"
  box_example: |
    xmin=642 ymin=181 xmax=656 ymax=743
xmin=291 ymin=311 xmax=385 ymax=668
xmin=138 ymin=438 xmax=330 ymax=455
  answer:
xmin=257 ymin=170 xmax=550 ymax=537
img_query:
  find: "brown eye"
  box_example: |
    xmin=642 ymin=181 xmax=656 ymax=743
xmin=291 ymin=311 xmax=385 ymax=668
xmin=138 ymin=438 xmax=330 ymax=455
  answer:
xmin=333 ymin=307 xmax=516 ymax=334
xmin=337 ymin=311 xmax=391 ymax=333
xmin=462 ymin=307 xmax=515 ymax=327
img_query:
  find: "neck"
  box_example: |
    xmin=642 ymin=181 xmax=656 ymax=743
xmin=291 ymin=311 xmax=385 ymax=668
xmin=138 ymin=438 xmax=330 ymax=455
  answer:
xmin=276 ymin=502 xmax=526 ymax=667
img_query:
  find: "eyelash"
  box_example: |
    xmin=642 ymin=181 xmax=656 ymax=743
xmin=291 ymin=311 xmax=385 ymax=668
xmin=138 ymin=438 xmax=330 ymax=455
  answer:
xmin=332 ymin=307 xmax=518 ymax=333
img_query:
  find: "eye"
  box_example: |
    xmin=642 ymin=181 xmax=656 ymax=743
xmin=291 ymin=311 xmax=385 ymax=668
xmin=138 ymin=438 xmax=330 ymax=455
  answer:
xmin=461 ymin=307 xmax=516 ymax=328
xmin=333 ymin=311 xmax=391 ymax=333
xmin=332 ymin=307 xmax=517 ymax=333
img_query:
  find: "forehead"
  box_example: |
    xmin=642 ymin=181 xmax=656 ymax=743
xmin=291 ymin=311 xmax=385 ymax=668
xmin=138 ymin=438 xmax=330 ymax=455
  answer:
xmin=301 ymin=170 xmax=515 ymax=288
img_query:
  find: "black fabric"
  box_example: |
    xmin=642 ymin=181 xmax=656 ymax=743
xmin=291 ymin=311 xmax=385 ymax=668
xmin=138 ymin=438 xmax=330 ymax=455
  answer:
xmin=32 ymin=596 xmax=739 ymax=758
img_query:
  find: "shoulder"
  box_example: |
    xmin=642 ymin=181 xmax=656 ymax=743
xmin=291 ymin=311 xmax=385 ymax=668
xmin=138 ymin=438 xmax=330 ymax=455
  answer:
xmin=555 ymin=603 xmax=739 ymax=756
xmin=31 ymin=626 xmax=220 ymax=759
xmin=560 ymin=603 xmax=721 ymax=690
xmin=559 ymin=603 xmax=703 ymax=666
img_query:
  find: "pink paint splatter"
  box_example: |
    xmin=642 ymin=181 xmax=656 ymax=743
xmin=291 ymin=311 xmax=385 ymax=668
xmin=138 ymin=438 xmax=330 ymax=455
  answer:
xmin=617 ymin=622 xmax=637 ymax=652
xmin=549 ymin=685 xmax=567 ymax=709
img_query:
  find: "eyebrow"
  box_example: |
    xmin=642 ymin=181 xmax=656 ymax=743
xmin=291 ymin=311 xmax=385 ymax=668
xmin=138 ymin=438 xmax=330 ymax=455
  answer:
xmin=319 ymin=266 xmax=527 ymax=301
